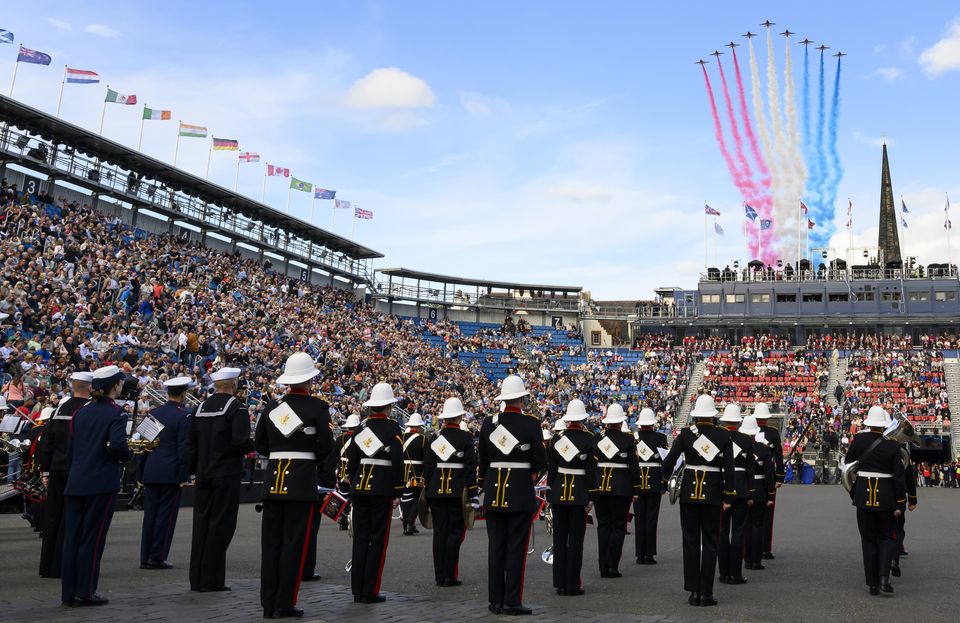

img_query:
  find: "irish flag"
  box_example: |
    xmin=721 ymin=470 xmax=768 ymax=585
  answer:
xmin=142 ymin=107 xmax=171 ymax=121
xmin=179 ymin=122 xmax=207 ymax=138
xmin=105 ymin=88 xmax=137 ymax=105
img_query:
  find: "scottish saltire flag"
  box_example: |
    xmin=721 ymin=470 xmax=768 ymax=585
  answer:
xmin=238 ymin=152 xmax=260 ymax=163
xmin=902 ymin=217 xmax=908 ymax=229
xmin=704 ymin=204 xmax=720 ymax=216
xmin=0 ymin=30 xmax=13 ymax=45
xmin=901 ymin=199 xmax=909 ymax=214
xmin=17 ymin=45 xmax=52 ymax=65
xmin=334 ymin=199 xmax=352 ymax=210
xmin=314 ymin=188 xmax=336 ymax=200
xmin=65 ymin=67 xmax=99 ymax=84
xmin=105 ymin=88 xmax=137 ymax=105
xmin=714 ymin=222 xmax=724 ymax=236
xmin=808 ymin=219 xmax=815 ymax=230
xmin=212 ymin=138 xmax=239 ymax=151
xmin=800 ymin=201 xmax=809 ymax=215
xmin=290 ymin=177 xmax=313 ymax=193
xmin=847 ymin=199 xmax=853 ymax=229
xmin=760 ymin=219 xmax=773 ymax=231
xmin=142 ymin=107 xmax=171 ymax=120
xmin=355 ymin=208 xmax=373 ymax=220
xmin=179 ymin=122 xmax=207 ymax=138
xmin=946 ymin=220 xmax=952 ymax=231
xmin=744 ymin=204 xmax=758 ymax=221
xmin=267 ymin=164 xmax=290 ymax=177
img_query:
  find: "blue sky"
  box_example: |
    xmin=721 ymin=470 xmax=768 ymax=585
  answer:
xmin=4 ymin=1 xmax=960 ymax=298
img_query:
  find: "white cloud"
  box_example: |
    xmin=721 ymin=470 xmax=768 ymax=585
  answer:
xmin=84 ymin=23 xmax=119 ymax=38
xmin=853 ymin=131 xmax=894 ymax=149
xmin=47 ymin=18 xmax=72 ymax=32
xmin=919 ymin=19 xmax=960 ymax=76
xmin=900 ymin=36 xmax=917 ymax=58
xmin=343 ymin=67 xmax=435 ymax=109
xmin=548 ymin=184 xmax=614 ymax=203
xmin=873 ymin=44 xmax=888 ymax=56
xmin=459 ymin=91 xmax=510 ymax=116
xmin=873 ymin=66 xmax=903 ymax=81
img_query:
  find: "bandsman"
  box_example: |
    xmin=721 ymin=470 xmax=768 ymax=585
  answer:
xmin=717 ymin=404 xmax=754 ymax=585
xmin=400 ymin=413 xmax=427 ymax=536
xmin=632 ymin=407 xmax=667 ymax=565
xmin=741 ymin=415 xmax=775 ymax=571
xmin=592 ymin=403 xmax=638 ymax=579
xmin=753 ymin=402 xmax=784 ymax=560
xmin=890 ymin=441 xmax=918 ymax=579
xmin=333 ymin=414 xmax=361 ymax=531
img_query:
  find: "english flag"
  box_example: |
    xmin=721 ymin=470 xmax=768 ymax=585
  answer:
xmin=807 ymin=219 xmax=815 ymax=230
xmin=800 ymin=201 xmax=809 ymax=215
xmin=267 ymin=164 xmax=290 ymax=177
xmin=238 ymin=152 xmax=260 ymax=163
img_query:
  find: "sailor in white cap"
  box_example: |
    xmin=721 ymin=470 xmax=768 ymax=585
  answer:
xmin=36 ymin=371 xmax=94 ymax=578
xmin=741 ymin=415 xmax=775 ymax=571
xmin=333 ymin=414 xmax=361 ymax=531
xmin=400 ymin=413 xmax=428 ymax=536
xmin=479 ymin=375 xmax=547 ymax=615
xmin=717 ymin=404 xmax=754 ymax=586
xmin=185 ymin=366 xmax=254 ymax=593
xmin=423 ymin=397 xmax=478 ymax=587
xmin=592 ymin=403 xmax=638 ymax=580
xmin=633 ymin=407 xmax=668 ymax=565
xmin=660 ymin=394 xmax=736 ymax=607
xmin=347 ymin=382 xmax=404 ymax=604
xmin=139 ymin=377 xmax=194 ymax=570
xmin=752 ymin=402 xmax=784 ymax=561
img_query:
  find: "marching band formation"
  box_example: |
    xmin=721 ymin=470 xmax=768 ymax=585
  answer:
xmin=11 ymin=354 xmax=919 ymax=618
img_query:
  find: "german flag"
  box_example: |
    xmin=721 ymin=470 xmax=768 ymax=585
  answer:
xmin=212 ymin=138 xmax=239 ymax=151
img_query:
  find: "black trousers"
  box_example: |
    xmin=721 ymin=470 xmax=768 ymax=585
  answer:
xmin=61 ymin=493 xmax=115 ymax=602
xmin=429 ymin=498 xmax=466 ymax=583
xmin=399 ymin=486 xmax=422 ymax=528
xmin=679 ymin=503 xmax=721 ymax=596
xmin=350 ymin=495 xmax=393 ymax=599
xmin=633 ymin=492 xmax=662 ymax=559
xmin=301 ymin=502 xmax=322 ymax=579
xmin=486 ymin=511 xmax=533 ymax=608
xmin=595 ymin=496 xmax=630 ymax=573
xmin=40 ymin=470 xmax=68 ymax=578
xmin=856 ymin=508 xmax=898 ymax=587
xmin=141 ymin=484 xmax=182 ymax=565
xmin=260 ymin=500 xmax=314 ymax=611
xmin=718 ymin=499 xmax=749 ymax=578
xmin=189 ymin=475 xmax=240 ymax=591
xmin=552 ymin=504 xmax=586 ymax=591
xmin=745 ymin=501 xmax=766 ymax=564
xmin=894 ymin=512 xmax=906 ymax=564
xmin=762 ymin=494 xmax=776 ymax=553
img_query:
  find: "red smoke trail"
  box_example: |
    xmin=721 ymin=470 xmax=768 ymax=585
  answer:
xmin=716 ymin=57 xmax=755 ymax=193
xmin=731 ymin=48 xmax=770 ymax=186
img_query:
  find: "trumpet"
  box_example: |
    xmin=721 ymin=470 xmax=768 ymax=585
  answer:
xmin=126 ymin=438 xmax=160 ymax=454
xmin=0 ymin=434 xmax=25 ymax=454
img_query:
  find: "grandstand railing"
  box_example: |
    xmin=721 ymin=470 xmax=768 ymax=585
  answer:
xmin=371 ymin=279 xmax=583 ymax=312
xmin=700 ymin=265 xmax=958 ymax=283
xmin=0 ymin=125 xmax=372 ymax=282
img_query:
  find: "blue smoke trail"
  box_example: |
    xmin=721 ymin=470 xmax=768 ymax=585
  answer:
xmin=800 ymin=45 xmax=817 ymax=256
xmin=818 ymin=57 xmax=843 ymax=247
xmin=810 ymin=51 xmax=829 ymax=249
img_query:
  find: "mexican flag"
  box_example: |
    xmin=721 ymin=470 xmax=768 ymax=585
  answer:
xmin=143 ymin=107 xmax=171 ymax=120
xmin=105 ymin=88 xmax=137 ymax=105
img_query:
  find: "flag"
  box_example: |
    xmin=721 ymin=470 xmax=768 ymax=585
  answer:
xmin=314 ymin=188 xmax=336 ymax=200
xmin=0 ymin=30 xmax=13 ymax=45
xmin=946 ymin=220 xmax=953 ymax=231
xmin=334 ymin=199 xmax=352 ymax=210
xmin=704 ymin=204 xmax=720 ymax=216
xmin=65 ymin=67 xmax=99 ymax=84
xmin=267 ymin=164 xmax=290 ymax=177
xmin=745 ymin=204 xmax=758 ymax=221
xmin=142 ymin=107 xmax=171 ymax=120
xmin=902 ymin=216 xmax=908 ymax=229
xmin=212 ymin=137 xmax=239 ymax=151
xmin=760 ymin=219 xmax=773 ymax=231
xmin=355 ymin=208 xmax=373 ymax=220
xmin=238 ymin=152 xmax=260 ymax=163
xmin=901 ymin=199 xmax=909 ymax=214
xmin=179 ymin=122 xmax=207 ymax=138
xmin=807 ymin=219 xmax=815 ymax=230
xmin=105 ymin=88 xmax=137 ymax=105
xmin=800 ymin=201 xmax=809 ymax=215
xmin=945 ymin=195 xmax=951 ymax=214
xmin=290 ymin=177 xmax=313 ymax=193
xmin=17 ymin=45 xmax=51 ymax=65
xmin=714 ymin=222 xmax=724 ymax=236
xmin=846 ymin=199 xmax=853 ymax=229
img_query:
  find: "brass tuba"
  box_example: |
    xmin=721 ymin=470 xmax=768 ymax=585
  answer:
xmin=540 ymin=504 xmax=554 ymax=565
xmin=667 ymin=454 xmax=685 ymax=504
xmin=840 ymin=411 xmax=917 ymax=493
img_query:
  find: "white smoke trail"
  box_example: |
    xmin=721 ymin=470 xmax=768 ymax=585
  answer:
xmin=783 ymin=37 xmax=809 ymax=260
xmin=766 ymin=29 xmax=794 ymax=259
xmin=748 ymin=39 xmax=778 ymax=261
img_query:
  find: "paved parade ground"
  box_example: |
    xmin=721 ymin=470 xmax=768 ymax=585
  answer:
xmin=1 ymin=486 xmax=958 ymax=623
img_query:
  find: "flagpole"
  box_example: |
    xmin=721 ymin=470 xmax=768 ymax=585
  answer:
xmin=55 ymin=65 xmax=66 ymax=117
xmin=233 ymin=158 xmax=241 ymax=191
xmin=757 ymin=221 xmax=762 ymax=266
xmin=796 ymin=200 xmax=801 ymax=275
xmin=352 ymin=212 xmax=357 ymax=239
xmin=137 ymin=106 xmax=146 ymax=151
xmin=331 ymin=203 xmax=336 ymax=231
xmin=9 ymin=48 xmax=20 ymax=97
xmin=98 ymin=85 xmax=109 ymax=135
xmin=703 ymin=206 xmax=708 ymax=271
xmin=310 ymin=193 xmax=316 ymax=225
xmin=712 ymin=216 xmax=718 ymax=268
xmin=173 ymin=121 xmax=182 ymax=166
xmin=260 ymin=167 xmax=267 ymax=203
xmin=285 ymin=185 xmax=292 ymax=214
xmin=947 ymin=192 xmax=953 ymax=273
xmin=204 ymin=139 xmax=212 ymax=179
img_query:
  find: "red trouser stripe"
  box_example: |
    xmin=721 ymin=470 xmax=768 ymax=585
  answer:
xmin=292 ymin=504 xmax=315 ymax=605
xmin=519 ymin=512 xmax=535 ymax=603
xmin=160 ymin=489 xmax=181 ymax=559
xmin=373 ymin=508 xmax=391 ymax=595
xmin=454 ymin=525 xmax=467 ymax=580
xmin=89 ymin=494 xmax=115 ymax=595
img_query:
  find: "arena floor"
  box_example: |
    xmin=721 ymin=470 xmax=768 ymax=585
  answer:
xmin=1 ymin=485 xmax=957 ymax=623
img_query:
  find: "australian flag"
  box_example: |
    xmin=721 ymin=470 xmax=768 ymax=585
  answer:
xmin=744 ymin=204 xmax=758 ymax=221
xmin=760 ymin=219 xmax=773 ymax=231
xmin=314 ymin=188 xmax=336 ymax=200
xmin=17 ymin=45 xmax=51 ymax=65
xmin=0 ymin=29 xmax=13 ymax=45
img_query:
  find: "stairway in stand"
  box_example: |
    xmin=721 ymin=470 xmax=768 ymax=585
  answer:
xmin=941 ymin=356 xmax=960 ymax=457
xmin=673 ymin=359 xmax=705 ymax=436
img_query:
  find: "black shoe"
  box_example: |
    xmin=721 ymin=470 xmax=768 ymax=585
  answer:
xmin=263 ymin=609 xmax=274 ymax=619
xmin=900 ymin=550 xmax=909 ymax=557
xmin=747 ymin=562 xmax=765 ymax=570
xmin=880 ymin=580 xmax=894 ymax=594
xmin=199 ymin=586 xmax=231 ymax=592
xmin=890 ymin=562 xmax=901 ymax=577
xmin=869 ymin=585 xmax=880 ymax=596
xmin=688 ymin=592 xmax=700 ymax=606
xmin=273 ymin=607 xmax=304 ymax=618
xmin=502 ymin=605 xmax=532 ymax=615
xmin=142 ymin=560 xmax=173 ymax=570
xmin=606 ymin=570 xmax=622 ymax=578
xmin=443 ymin=579 xmax=463 ymax=587
xmin=409 ymin=526 xmax=420 ymax=534
xmin=361 ymin=595 xmax=386 ymax=604
xmin=718 ymin=575 xmax=730 ymax=584
xmin=643 ymin=555 xmax=657 ymax=565
xmin=556 ymin=588 xmax=566 ymax=596
xmin=61 ymin=600 xmax=75 ymax=607
xmin=699 ymin=595 xmax=718 ymax=607
xmin=565 ymin=588 xmax=585 ymax=596
xmin=488 ymin=604 xmax=503 ymax=614
xmin=301 ymin=573 xmax=321 ymax=582
xmin=74 ymin=594 xmax=109 ymax=606
xmin=762 ymin=552 xmax=775 ymax=560
xmin=730 ymin=576 xmax=748 ymax=585
xmin=353 ymin=596 xmax=362 ymax=603
xmin=636 ymin=557 xmax=645 ymax=565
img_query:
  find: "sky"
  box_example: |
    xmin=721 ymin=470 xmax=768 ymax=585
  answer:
xmin=3 ymin=1 xmax=960 ymax=298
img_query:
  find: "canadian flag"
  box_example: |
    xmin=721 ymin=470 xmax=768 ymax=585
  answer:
xmin=267 ymin=164 xmax=290 ymax=177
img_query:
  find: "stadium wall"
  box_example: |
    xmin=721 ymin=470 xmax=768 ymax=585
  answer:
xmin=373 ymin=299 xmax=578 ymax=328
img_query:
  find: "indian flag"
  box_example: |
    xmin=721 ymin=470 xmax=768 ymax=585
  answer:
xmin=143 ymin=107 xmax=171 ymax=121
xmin=212 ymin=137 xmax=239 ymax=151
xmin=179 ymin=122 xmax=207 ymax=138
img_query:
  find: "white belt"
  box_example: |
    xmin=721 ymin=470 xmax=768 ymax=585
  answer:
xmin=734 ymin=467 xmax=747 ymax=472
xmin=754 ymin=474 xmax=766 ymax=480
xmin=858 ymin=471 xmax=892 ymax=479
xmin=685 ymin=465 xmax=720 ymax=473
xmin=404 ymin=460 xmax=423 ymax=465
xmin=437 ymin=462 xmax=465 ymax=469
xmin=558 ymin=467 xmax=586 ymax=475
xmin=637 ymin=462 xmax=660 ymax=468
xmin=361 ymin=458 xmax=393 ymax=466
xmin=490 ymin=462 xmax=531 ymax=469
xmin=302 ymin=427 xmax=317 ymax=435
xmin=269 ymin=452 xmax=315 ymax=460
xmin=597 ymin=462 xmax=627 ymax=469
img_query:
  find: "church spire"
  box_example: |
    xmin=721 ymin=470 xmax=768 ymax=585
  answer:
xmin=878 ymin=142 xmax=902 ymax=264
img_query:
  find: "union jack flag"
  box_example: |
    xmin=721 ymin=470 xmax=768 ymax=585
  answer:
xmin=355 ymin=208 xmax=373 ymax=220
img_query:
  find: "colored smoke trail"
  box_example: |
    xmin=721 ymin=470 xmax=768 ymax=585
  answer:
xmin=701 ymin=65 xmax=747 ymax=199
xmin=819 ymin=56 xmax=843 ymax=246
xmin=731 ymin=48 xmax=770 ymax=184
xmin=783 ymin=37 xmax=809 ymax=258
xmin=810 ymin=50 xmax=829 ymax=248
xmin=801 ymin=45 xmax=821 ymax=231
xmin=748 ymin=39 xmax=778 ymax=264
xmin=715 ymin=57 xmax=755 ymax=192
xmin=766 ymin=29 xmax=793 ymax=261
